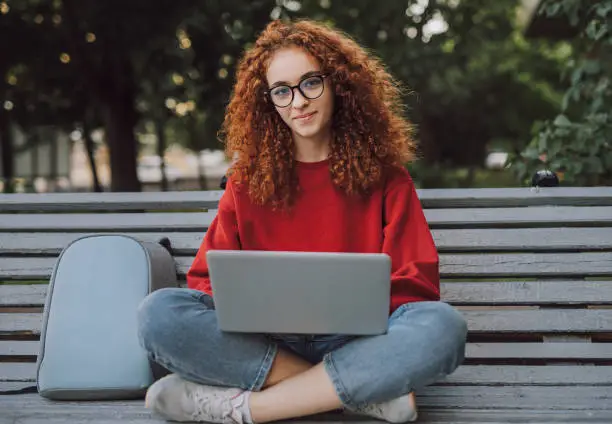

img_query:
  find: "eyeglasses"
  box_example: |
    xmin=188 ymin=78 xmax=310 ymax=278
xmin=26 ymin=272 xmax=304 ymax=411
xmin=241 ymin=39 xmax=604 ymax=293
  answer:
xmin=266 ymin=74 xmax=329 ymax=108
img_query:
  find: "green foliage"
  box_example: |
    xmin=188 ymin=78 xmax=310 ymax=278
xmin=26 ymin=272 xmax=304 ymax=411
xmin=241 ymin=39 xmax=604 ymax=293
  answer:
xmin=1 ymin=0 xmax=576 ymax=189
xmin=515 ymin=0 xmax=612 ymax=185
xmin=284 ymin=0 xmax=564 ymax=168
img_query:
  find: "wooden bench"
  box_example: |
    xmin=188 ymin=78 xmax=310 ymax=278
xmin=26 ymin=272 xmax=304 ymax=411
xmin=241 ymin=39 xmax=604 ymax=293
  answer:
xmin=1 ymin=187 xmax=612 ymax=423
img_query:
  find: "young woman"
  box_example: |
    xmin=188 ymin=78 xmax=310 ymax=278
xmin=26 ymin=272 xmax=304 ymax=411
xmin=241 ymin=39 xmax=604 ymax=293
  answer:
xmin=137 ymin=19 xmax=467 ymax=424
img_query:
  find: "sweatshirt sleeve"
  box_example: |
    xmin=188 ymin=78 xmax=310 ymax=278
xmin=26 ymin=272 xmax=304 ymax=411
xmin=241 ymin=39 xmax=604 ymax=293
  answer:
xmin=186 ymin=178 xmax=241 ymax=294
xmin=383 ymin=167 xmax=440 ymax=310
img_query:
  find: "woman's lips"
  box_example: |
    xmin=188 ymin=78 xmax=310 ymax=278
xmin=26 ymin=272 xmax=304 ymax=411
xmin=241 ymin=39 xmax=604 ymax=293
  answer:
xmin=293 ymin=111 xmax=317 ymax=122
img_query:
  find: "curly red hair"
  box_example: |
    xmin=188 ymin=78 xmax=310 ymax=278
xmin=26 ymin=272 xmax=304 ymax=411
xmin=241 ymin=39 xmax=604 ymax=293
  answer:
xmin=221 ymin=19 xmax=415 ymax=209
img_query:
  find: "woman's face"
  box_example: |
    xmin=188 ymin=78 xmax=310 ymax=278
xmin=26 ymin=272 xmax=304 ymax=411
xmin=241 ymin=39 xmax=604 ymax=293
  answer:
xmin=265 ymin=47 xmax=334 ymax=142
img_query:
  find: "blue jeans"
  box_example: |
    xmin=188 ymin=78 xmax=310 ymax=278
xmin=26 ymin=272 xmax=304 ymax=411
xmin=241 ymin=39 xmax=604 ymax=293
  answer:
xmin=137 ymin=288 xmax=467 ymax=408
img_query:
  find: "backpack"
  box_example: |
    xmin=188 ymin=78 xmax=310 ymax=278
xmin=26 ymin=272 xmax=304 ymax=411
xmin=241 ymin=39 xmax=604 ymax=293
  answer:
xmin=35 ymin=234 xmax=177 ymax=400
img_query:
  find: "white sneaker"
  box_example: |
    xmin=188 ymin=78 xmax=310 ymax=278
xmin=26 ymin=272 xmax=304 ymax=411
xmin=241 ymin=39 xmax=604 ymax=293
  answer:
xmin=347 ymin=392 xmax=418 ymax=423
xmin=145 ymin=373 xmax=248 ymax=423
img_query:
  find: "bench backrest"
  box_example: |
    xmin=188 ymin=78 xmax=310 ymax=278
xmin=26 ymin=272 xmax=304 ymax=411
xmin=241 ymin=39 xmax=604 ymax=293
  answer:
xmin=1 ymin=187 xmax=612 ymax=389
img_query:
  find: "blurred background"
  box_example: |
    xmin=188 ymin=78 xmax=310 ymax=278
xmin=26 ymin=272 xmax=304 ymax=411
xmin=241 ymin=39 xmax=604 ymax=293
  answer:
xmin=0 ymin=0 xmax=610 ymax=193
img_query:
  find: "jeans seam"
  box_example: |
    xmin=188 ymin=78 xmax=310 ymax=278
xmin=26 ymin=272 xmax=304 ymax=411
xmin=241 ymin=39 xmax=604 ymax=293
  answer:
xmin=323 ymin=352 xmax=353 ymax=408
xmin=249 ymin=342 xmax=278 ymax=392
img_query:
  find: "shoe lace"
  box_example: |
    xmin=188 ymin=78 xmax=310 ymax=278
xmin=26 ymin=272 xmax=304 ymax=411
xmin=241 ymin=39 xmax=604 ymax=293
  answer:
xmin=190 ymin=389 xmax=237 ymax=423
xmin=357 ymin=402 xmax=386 ymax=419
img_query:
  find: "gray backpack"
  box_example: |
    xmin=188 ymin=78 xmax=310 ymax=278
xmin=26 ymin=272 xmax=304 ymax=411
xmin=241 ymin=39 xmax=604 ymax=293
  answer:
xmin=36 ymin=234 xmax=177 ymax=400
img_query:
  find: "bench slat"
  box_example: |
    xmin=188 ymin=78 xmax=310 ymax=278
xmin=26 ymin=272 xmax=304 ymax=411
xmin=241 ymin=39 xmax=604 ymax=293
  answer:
xmin=3 ymin=363 xmax=612 ymax=386
xmin=4 ymin=281 xmax=612 ymax=308
xmin=0 ymin=381 xmax=36 ymax=393
xmin=1 ymin=404 xmax=610 ymax=424
xmin=421 ymin=409 xmax=612 ymax=423
xmin=0 ymin=363 xmax=37 ymax=381
xmin=418 ymin=187 xmax=612 ymax=208
xmin=439 ymin=252 xmax=612 ymax=278
xmin=464 ymin=309 xmax=612 ymax=333
xmin=0 ymin=212 xmax=215 ymax=231
xmin=4 ymin=228 xmax=612 ymax=256
xmin=465 ymin=342 xmax=612 ymax=359
xmin=0 ymin=340 xmax=39 ymax=356
xmin=0 ymin=191 xmax=223 ymax=212
xmin=3 ymin=309 xmax=611 ymax=335
xmin=2 ymin=187 xmax=611 ymax=212
xmin=418 ymin=386 xmax=612 ymax=409
xmin=2 ymin=207 xmax=612 ymax=233
xmin=3 ymin=252 xmax=612 ymax=281
xmin=1 ymin=387 xmax=611 ymax=414
xmin=443 ymin=281 xmax=612 ymax=305
xmin=445 ymin=365 xmax=612 ymax=385
xmin=425 ymin=206 xmax=612 ymax=228
xmin=0 ymin=400 xmax=612 ymax=424
xmin=3 ymin=340 xmax=611 ymax=360
xmin=433 ymin=228 xmax=612 ymax=251
xmin=0 ymin=313 xmax=41 ymax=335
xmin=0 ymin=232 xmax=205 ymax=256
xmin=0 ymin=285 xmax=47 ymax=307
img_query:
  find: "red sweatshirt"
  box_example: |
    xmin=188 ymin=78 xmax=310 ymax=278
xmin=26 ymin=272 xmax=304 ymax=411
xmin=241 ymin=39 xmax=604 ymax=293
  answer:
xmin=187 ymin=159 xmax=440 ymax=313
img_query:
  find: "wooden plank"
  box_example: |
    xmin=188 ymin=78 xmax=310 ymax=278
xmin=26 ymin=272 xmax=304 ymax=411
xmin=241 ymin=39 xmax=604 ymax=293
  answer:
xmin=0 ymin=212 xmax=215 ymax=231
xmin=2 ymin=389 xmax=612 ymax=417
xmin=0 ymin=407 xmax=610 ymax=424
xmin=0 ymin=405 xmax=609 ymax=424
xmin=0 ymin=285 xmax=47 ymax=307
xmin=433 ymin=228 xmax=612 ymax=252
xmin=439 ymin=252 xmax=612 ymax=278
xmin=0 ymin=313 xmax=41 ymax=335
xmin=443 ymin=365 xmax=612 ymax=385
xmin=5 ymin=281 xmax=612 ymax=308
xmin=2 ymin=187 xmax=611 ymax=212
xmin=4 ymin=252 xmax=612 ymax=281
xmin=0 ymin=417 xmax=164 ymax=424
xmin=442 ymin=281 xmax=612 ymax=305
xmin=0 ymin=190 xmax=223 ymax=212
xmin=3 ymin=309 xmax=612 ymax=336
xmin=417 ymin=386 xmax=612 ymax=410
xmin=463 ymin=309 xmax=612 ymax=333
xmin=3 ymin=341 xmax=610 ymax=361
xmin=425 ymin=206 xmax=612 ymax=228
xmin=4 ymin=362 xmax=612 ymax=386
xmin=2 ymin=207 xmax=612 ymax=232
xmin=420 ymin=409 xmax=612 ymax=423
xmin=0 ymin=232 xmax=205 ymax=256
xmin=0 ymin=258 xmax=55 ymax=280
xmin=0 ymin=381 xmax=37 ymax=393
xmin=2 ymin=340 xmax=611 ymax=361
xmin=465 ymin=343 xmax=612 ymax=360
xmin=4 ymin=228 xmax=612 ymax=257
xmin=418 ymin=187 xmax=612 ymax=208
xmin=0 ymin=394 xmax=165 ymax=423
xmin=0 ymin=363 xmax=37 ymax=381
xmin=0 ymin=340 xmax=39 ymax=356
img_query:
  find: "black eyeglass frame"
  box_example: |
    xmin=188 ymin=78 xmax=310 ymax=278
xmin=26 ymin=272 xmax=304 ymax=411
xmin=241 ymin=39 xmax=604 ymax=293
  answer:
xmin=264 ymin=73 xmax=330 ymax=108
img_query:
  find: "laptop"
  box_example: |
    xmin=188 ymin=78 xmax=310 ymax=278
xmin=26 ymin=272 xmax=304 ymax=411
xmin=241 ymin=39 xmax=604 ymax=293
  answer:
xmin=206 ymin=250 xmax=391 ymax=335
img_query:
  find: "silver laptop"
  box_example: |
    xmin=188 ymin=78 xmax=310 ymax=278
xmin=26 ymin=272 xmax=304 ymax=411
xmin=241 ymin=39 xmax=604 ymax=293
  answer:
xmin=206 ymin=250 xmax=391 ymax=335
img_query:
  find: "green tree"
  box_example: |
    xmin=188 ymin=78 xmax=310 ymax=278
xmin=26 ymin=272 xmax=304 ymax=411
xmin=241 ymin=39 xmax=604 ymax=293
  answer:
xmin=515 ymin=0 xmax=612 ymax=185
xmin=286 ymin=0 xmax=565 ymax=185
xmin=3 ymin=0 xmax=571 ymax=192
xmin=2 ymin=0 xmax=200 ymax=192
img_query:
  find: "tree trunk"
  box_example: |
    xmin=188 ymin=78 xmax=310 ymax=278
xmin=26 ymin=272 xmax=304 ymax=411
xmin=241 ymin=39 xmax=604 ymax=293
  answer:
xmin=154 ymin=117 xmax=168 ymax=192
xmin=463 ymin=166 xmax=477 ymax=188
xmin=185 ymin=115 xmax=207 ymax=190
xmin=103 ymin=97 xmax=141 ymax=192
xmin=82 ymin=121 xmax=103 ymax=193
xmin=0 ymin=111 xmax=15 ymax=193
xmin=197 ymin=155 xmax=208 ymax=190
